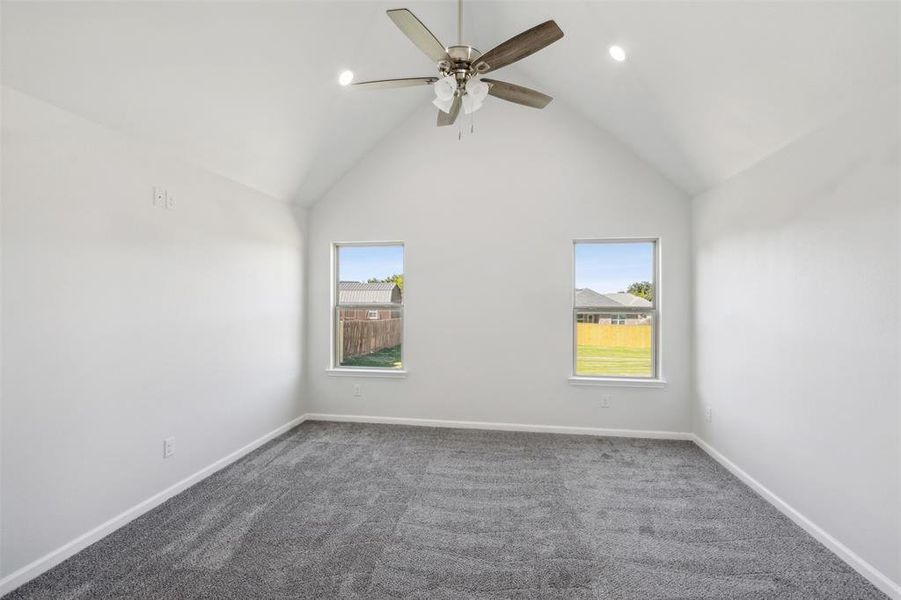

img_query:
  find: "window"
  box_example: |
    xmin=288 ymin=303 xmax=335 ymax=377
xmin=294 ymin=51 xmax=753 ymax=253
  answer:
xmin=573 ymin=240 xmax=658 ymax=379
xmin=333 ymin=243 xmax=404 ymax=370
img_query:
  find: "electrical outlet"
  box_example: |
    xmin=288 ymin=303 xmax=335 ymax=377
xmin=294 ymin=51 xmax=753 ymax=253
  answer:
xmin=705 ymin=406 xmax=713 ymax=423
xmin=153 ymin=186 xmax=176 ymax=209
xmin=153 ymin=186 xmax=166 ymax=207
xmin=353 ymin=384 xmax=362 ymax=397
xmin=600 ymin=396 xmax=611 ymax=409
xmin=163 ymin=437 xmax=175 ymax=458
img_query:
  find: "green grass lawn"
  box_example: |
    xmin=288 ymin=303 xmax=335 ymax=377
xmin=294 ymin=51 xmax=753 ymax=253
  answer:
xmin=576 ymin=345 xmax=652 ymax=377
xmin=341 ymin=345 xmax=402 ymax=369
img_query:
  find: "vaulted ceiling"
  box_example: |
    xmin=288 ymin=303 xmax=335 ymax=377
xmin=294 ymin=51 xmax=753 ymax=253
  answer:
xmin=3 ymin=1 xmax=898 ymax=204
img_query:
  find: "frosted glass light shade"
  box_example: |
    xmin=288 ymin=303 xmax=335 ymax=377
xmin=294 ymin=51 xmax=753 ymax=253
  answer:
xmin=433 ymin=96 xmax=455 ymax=113
xmin=461 ymin=94 xmax=483 ymax=115
xmin=465 ymin=77 xmax=489 ymax=102
xmin=434 ymin=75 xmax=457 ymax=101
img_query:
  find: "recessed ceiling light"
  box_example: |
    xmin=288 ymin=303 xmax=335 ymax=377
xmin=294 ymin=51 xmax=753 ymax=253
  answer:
xmin=608 ymin=46 xmax=626 ymax=62
xmin=338 ymin=70 xmax=354 ymax=86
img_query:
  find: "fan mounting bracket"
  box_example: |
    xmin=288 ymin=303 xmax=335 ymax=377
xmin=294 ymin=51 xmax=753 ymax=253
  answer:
xmin=446 ymin=45 xmax=481 ymax=62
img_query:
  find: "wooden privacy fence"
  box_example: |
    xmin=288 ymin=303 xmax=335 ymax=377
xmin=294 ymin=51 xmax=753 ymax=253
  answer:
xmin=340 ymin=318 xmax=402 ymax=360
xmin=577 ymin=323 xmax=651 ymax=348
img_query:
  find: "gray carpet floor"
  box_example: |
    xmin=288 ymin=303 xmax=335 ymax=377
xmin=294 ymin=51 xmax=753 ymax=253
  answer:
xmin=5 ymin=421 xmax=887 ymax=599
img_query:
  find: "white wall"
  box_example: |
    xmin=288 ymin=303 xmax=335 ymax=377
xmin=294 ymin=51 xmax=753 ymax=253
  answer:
xmin=693 ymin=87 xmax=900 ymax=588
xmin=0 ymin=87 xmax=305 ymax=579
xmin=306 ymin=100 xmax=692 ymax=433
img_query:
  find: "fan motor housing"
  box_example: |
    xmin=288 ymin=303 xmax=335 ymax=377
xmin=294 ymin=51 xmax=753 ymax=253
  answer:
xmin=439 ymin=45 xmax=482 ymax=81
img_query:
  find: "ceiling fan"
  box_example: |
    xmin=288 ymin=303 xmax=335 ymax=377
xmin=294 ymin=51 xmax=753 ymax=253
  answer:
xmin=351 ymin=1 xmax=564 ymax=127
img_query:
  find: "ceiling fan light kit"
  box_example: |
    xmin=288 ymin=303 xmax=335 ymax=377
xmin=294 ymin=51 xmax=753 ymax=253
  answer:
xmin=350 ymin=0 xmax=563 ymax=128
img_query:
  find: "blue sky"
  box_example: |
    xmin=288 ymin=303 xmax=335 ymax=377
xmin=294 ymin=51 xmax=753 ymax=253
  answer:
xmin=574 ymin=242 xmax=653 ymax=293
xmin=338 ymin=245 xmax=404 ymax=282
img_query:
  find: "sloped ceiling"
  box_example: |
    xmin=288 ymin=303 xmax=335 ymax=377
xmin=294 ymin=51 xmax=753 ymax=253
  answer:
xmin=2 ymin=1 xmax=898 ymax=204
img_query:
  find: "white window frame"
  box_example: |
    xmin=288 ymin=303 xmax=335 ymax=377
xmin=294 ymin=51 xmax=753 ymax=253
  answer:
xmin=569 ymin=237 xmax=664 ymax=387
xmin=328 ymin=241 xmax=406 ymax=377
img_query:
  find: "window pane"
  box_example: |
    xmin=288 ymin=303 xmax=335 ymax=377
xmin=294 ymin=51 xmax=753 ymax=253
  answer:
xmin=574 ymin=242 xmax=654 ymax=304
xmin=575 ymin=312 xmax=653 ymax=377
xmin=337 ymin=308 xmax=403 ymax=368
xmin=574 ymin=240 xmax=656 ymax=378
xmin=337 ymin=245 xmax=404 ymax=297
xmin=335 ymin=244 xmax=404 ymax=369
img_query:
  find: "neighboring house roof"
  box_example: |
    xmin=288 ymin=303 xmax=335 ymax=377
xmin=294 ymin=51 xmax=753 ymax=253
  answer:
xmin=601 ymin=292 xmax=652 ymax=307
xmin=575 ymin=289 xmax=651 ymax=308
xmin=339 ymin=281 xmax=401 ymax=304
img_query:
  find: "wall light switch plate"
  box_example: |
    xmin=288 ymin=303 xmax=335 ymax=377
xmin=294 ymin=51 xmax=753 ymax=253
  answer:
xmin=165 ymin=193 xmax=176 ymax=210
xmin=705 ymin=406 xmax=713 ymax=423
xmin=163 ymin=437 xmax=175 ymax=458
xmin=600 ymin=396 xmax=611 ymax=408
xmin=353 ymin=384 xmax=362 ymax=397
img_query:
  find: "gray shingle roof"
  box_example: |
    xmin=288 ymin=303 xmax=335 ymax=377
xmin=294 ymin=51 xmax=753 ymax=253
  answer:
xmin=575 ymin=289 xmax=651 ymax=308
xmin=601 ymin=292 xmax=652 ymax=307
xmin=339 ymin=281 xmax=401 ymax=305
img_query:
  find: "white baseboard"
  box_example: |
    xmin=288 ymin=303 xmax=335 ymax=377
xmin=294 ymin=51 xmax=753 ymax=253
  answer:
xmin=0 ymin=414 xmax=308 ymax=596
xmin=692 ymin=434 xmax=901 ymax=600
xmin=304 ymin=412 xmax=693 ymax=440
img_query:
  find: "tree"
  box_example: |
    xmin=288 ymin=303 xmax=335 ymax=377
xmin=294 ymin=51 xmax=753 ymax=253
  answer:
xmin=368 ymin=274 xmax=404 ymax=292
xmin=627 ymin=281 xmax=653 ymax=301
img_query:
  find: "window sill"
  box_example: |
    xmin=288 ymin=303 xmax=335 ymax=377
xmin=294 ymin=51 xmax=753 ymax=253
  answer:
xmin=327 ymin=368 xmax=408 ymax=379
xmin=568 ymin=376 xmax=666 ymax=388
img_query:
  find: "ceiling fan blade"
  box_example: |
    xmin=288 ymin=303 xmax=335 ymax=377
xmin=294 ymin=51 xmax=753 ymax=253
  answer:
xmin=437 ymin=95 xmax=462 ymax=127
xmin=387 ymin=9 xmax=448 ymax=63
xmin=352 ymin=77 xmax=438 ymax=90
xmin=483 ymin=79 xmax=553 ymax=109
xmin=473 ymin=20 xmax=563 ymax=74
